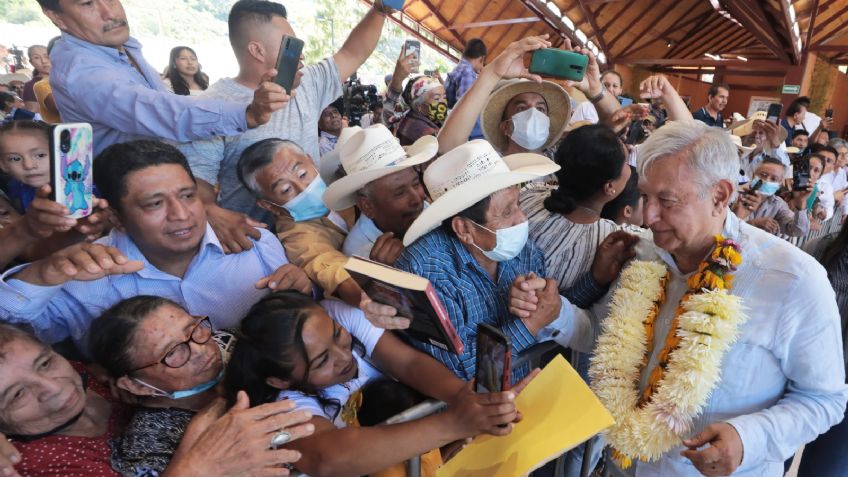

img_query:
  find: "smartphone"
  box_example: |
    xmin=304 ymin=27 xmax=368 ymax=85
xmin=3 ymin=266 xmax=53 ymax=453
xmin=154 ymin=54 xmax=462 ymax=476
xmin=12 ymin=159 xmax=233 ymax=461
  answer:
xmin=475 ymin=323 xmax=511 ymax=394
xmin=766 ymin=103 xmax=783 ymax=124
xmin=49 ymin=123 xmax=94 ymax=219
xmin=792 ymin=157 xmax=811 ymax=191
xmin=747 ymin=178 xmax=763 ymax=194
xmin=826 ymin=106 xmax=834 ymax=119
xmin=528 ymin=49 xmax=588 ymax=82
xmin=274 ymin=35 xmax=304 ymax=94
xmin=382 ymin=0 xmax=406 ymax=9
xmin=404 ymin=39 xmax=420 ymax=74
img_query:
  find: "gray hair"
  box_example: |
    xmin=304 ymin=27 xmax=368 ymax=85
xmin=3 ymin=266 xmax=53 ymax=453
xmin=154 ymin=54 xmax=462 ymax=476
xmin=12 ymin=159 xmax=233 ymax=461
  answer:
xmin=237 ymin=138 xmax=307 ymax=197
xmin=637 ymin=120 xmax=739 ymax=199
xmin=829 ymin=138 xmax=848 ymax=151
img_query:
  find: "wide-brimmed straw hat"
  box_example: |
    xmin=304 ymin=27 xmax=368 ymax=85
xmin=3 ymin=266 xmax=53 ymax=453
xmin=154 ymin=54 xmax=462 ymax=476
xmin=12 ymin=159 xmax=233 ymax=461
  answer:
xmin=729 ymin=111 xmax=767 ymax=137
xmin=322 ymin=125 xmax=438 ymax=211
xmin=730 ymin=134 xmax=755 ymax=155
xmin=402 ymin=140 xmax=560 ymax=246
xmin=481 ymin=79 xmax=571 ymax=153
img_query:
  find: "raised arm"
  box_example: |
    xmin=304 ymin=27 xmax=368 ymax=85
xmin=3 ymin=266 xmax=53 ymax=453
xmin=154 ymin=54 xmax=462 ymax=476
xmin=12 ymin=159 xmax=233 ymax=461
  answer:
xmin=638 ymin=75 xmax=692 ymax=121
xmin=437 ymin=35 xmax=552 ymax=154
xmin=333 ymin=2 xmax=391 ymax=81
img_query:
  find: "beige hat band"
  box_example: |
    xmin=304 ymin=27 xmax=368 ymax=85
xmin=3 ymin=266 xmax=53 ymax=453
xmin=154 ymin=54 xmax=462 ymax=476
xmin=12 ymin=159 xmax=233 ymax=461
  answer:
xmin=427 ymin=149 xmax=511 ymax=201
xmin=342 ymin=138 xmax=408 ymax=175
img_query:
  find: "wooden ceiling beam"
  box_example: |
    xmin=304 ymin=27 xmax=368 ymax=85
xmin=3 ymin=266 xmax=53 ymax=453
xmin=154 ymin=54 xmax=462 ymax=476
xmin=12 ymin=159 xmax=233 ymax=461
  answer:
xmin=486 ymin=1 xmax=528 ymax=52
xmin=812 ymin=3 xmax=848 ymax=37
xmin=667 ymin=14 xmax=729 ymax=59
xmin=676 ymin=22 xmax=740 ymax=59
xmin=596 ymin=2 xmax=630 ymax=36
xmin=805 ymin=0 xmax=820 ymax=53
xmin=606 ymin=0 xmax=661 ymax=54
xmin=809 ymin=45 xmax=848 ymax=52
xmin=622 ymin=7 xmax=710 ymax=58
xmin=437 ymin=17 xmax=541 ymax=32
xmin=619 ymin=57 xmax=788 ymax=68
xmin=722 ymin=0 xmax=791 ymax=63
xmin=576 ymin=0 xmax=611 ymax=60
xmin=665 ymin=12 xmax=723 ymax=58
xmin=616 ymin=4 xmax=688 ymax=58
xmin=708 ymin=27 xmax=750 ymax=56
xmin=582 ymin=0 xmax=628 ymax=5
xmin=520 ymin=0 xmax=581 ymax=47
xmin=416 ymin=0 xmax=465 ymax=47
xmin=651 ymin=67 xmax=786 ymax=77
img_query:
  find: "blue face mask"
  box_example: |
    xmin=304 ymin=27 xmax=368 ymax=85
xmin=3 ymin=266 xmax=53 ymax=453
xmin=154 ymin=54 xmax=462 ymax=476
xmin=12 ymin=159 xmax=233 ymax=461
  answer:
xmin=133 ymin=367 xmax=224 ymax=400
xmin=470 ymin=221 xmax=529 ymax=262
xmin=266 ymin=176 xmax=329 ymax=222
xmin=750 ymin=178 xmax=781 ymax=196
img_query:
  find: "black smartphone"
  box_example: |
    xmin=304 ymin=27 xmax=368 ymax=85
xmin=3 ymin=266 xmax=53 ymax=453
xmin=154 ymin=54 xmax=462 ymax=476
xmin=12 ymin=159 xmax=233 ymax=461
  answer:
xmin=49 ymin=123 xmax=94 ymax=219
xmin=404 ymin=39 xmax=420 ymax=74
xmin=826 ymin=106 xmax=834 ymax=119
xmin=766 ymin=103 xmax=783 ymax=124
xmin=793 ymin=157 xmax=811 ymax=191
xmin=274 ymin=35 xmax=304 ymax=94
xmin=475 ymin=323 xmax=511 ymax=394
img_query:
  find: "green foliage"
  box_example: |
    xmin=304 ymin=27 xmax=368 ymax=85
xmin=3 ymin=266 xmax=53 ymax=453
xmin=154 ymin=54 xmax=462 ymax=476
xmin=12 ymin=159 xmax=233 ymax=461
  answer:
xmin=1 ymin=0 xmax=51 ymax=26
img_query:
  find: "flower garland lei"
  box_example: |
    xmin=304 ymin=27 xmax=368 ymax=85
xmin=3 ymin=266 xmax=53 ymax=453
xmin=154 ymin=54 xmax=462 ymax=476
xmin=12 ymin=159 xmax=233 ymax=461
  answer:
xmin=588 ymin=235 xmax=747 ymax=468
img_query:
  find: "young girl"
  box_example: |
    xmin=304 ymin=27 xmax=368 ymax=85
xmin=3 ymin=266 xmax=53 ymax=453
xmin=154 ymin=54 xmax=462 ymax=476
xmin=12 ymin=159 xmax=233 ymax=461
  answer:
xmin=0 ymin=120 xmax=51 ymax=213
xmin=225 ymin=291 xmax=525 ymax=477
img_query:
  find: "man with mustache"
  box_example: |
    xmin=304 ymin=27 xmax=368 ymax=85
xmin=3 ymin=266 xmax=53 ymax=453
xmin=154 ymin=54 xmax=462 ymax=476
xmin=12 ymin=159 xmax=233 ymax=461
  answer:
xmin=35 ymin=0 xmax=289 ymax=156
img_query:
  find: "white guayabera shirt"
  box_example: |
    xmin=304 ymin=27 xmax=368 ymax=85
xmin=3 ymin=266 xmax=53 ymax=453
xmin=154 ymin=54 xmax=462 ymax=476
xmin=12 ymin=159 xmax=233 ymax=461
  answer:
xmin=559 ymin=211 xmax=848 ymax=476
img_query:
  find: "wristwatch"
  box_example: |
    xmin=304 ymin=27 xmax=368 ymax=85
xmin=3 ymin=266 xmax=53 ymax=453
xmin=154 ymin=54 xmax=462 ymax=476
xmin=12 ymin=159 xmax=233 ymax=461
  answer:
xmin=588 ymin=88 xmax=605 ymax=104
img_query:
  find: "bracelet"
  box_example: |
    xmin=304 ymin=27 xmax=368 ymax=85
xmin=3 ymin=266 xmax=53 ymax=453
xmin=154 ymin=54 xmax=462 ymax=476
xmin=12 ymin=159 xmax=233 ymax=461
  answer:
xmin=588 ymin=89 xmax=605 ymax=103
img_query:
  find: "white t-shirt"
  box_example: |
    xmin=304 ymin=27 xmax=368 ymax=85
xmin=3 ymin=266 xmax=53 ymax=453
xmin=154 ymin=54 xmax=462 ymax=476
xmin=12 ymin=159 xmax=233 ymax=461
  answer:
xmin=276 ymin=299 xmax=385 ymax=428
xmin=568 ymin=100 xmax=599 ymax=125
xmin=817 ymin=177 xmax=836 ymax=221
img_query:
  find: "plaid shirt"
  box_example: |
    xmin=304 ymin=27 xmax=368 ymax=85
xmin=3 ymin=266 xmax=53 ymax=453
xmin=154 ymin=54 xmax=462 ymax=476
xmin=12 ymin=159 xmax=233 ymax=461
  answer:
xmin=445 ymin=58 xmax=478 ymax=106
xmin=395 ymin=227 xmax=550 ymax=381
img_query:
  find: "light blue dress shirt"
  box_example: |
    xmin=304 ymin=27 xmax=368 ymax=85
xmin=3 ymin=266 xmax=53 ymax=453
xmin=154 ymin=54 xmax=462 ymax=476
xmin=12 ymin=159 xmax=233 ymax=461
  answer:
xmin=567 ymin=212 xmax=848 ymax=476
xmin=342 ymin=214 xmax=383 ymax=259
xmin=0 ymin=224 xmax=288 ymax=352
xmin=49 ymin=33 xmax=249 ymax=155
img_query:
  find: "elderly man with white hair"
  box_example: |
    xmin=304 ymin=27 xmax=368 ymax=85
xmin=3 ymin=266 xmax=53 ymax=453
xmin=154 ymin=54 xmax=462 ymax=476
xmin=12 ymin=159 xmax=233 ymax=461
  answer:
xmin=512 ymin=120 xmax=848 ymax=476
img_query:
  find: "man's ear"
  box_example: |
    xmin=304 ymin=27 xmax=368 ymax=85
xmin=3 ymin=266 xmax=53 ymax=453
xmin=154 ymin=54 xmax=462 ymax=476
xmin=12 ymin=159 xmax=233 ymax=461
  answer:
xmin=712 ymin=179 xmax=735 ymax=214
xmin=622 ymin=205 xmax=633 ymax=221
xmin=116 ymin=376 xmax=156 ymax=397
xmin=246 ymin=40 xmax=266 ymax=65
xmin=498 ymin=119 xmax=513 ymax=138
xmin=41 ymin=9 xmax=67 ymax=31
xmin=355 ymin=194 xmax=375 ymax=219
xmin=109 ymin=207 xmax=127 ymax=233
xmin=265 ymin=376 xmax=291 ymax=391
xmin=451 ymin=216 xmax=475 ymax=245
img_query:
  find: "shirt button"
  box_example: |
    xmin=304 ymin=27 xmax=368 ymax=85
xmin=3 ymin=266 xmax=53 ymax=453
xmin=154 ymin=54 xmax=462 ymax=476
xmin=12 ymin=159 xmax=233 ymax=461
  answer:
xmin=237 ymin=128 xmax=244 ymax=132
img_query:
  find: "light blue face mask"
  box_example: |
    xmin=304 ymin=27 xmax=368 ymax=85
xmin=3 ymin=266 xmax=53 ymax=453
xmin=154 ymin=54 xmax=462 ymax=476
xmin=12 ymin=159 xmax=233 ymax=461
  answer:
xmin=470 ymin=220 xmax=529 ymax=262
xmin=750 ymin=178 xmax=781 ymax=196
xmin=134 ymin=367 xmax=224 ymax=400
xmin=265 ymin=176 xmax=329 ymax=222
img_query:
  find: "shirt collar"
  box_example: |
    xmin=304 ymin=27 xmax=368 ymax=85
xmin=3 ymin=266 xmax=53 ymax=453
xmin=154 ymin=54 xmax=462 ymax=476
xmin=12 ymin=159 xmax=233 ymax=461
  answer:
xmin=356 ymin=214 xmax=384 ymax=244
xmin=111 ymin=222 xmax=223 ymax=279
xmin=654 ymin=211 xmax=740 ymax=274
xmin=60 ymin=32 xmax=142 ymax=61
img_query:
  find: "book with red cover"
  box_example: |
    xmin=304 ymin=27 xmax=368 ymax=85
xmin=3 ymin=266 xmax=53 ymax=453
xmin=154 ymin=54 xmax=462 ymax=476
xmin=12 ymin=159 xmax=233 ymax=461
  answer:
xmin=345 ymin=256 xmax=464 ymax=355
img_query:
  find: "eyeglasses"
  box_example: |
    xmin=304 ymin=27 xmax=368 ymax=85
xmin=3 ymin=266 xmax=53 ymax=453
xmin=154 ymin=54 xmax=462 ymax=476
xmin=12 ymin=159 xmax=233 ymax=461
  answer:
xmin=129 ymin=317 xmax=213 ymax=373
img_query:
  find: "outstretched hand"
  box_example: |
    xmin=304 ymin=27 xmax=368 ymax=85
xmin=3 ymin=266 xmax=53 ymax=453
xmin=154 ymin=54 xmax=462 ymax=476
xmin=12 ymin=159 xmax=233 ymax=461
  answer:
xmin=487 ymin=35 xmax=552 ymax=82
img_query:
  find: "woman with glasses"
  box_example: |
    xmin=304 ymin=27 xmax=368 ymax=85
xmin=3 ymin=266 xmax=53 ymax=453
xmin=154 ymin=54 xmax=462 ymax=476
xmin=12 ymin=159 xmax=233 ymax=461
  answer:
xmin=0 ymin=296 xmax=315 ymax=477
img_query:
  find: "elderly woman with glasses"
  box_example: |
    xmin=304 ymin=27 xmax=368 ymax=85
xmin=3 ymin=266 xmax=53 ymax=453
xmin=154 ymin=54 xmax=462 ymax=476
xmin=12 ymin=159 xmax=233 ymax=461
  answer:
xmin=0 ymin=296 xmax=315 ymax=477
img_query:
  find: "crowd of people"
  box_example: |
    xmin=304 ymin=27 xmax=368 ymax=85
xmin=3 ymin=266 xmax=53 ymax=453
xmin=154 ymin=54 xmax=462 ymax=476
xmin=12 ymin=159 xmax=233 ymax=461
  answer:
xmin=0 ymin=0 xmax=846 ymax=476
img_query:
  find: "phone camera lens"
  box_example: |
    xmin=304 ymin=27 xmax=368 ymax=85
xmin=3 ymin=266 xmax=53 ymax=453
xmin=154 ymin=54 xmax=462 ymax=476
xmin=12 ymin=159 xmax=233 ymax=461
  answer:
xmin=60 ymin=130 xmax=71 ymax=153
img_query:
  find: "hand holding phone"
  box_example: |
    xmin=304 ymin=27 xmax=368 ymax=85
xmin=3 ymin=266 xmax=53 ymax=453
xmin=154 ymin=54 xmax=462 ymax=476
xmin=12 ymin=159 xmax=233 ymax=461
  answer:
xmin=274 ymin=35 xmax=304 ymax=94
xmin=404 ymin=40 xmax=420 ymax=74
xmin=766 ymin=103 xmax=783 ymax=124
xmin=49 ymin=123 xmax=94 ymax=219
xmin=528 ymin=48 xmax=588 ymax=82
xmin=793 ymin=157 xmax=811 ymax=192
xmin=475 ymin=323 xmax=511 ymax=394
xmin=826 ymin=106 xmax=834 ymax=119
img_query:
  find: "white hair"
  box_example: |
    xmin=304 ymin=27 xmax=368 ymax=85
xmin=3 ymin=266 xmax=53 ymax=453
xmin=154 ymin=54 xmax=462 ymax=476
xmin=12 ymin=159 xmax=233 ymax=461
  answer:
xmin=637 ymin=120 xmax=739 ymax=199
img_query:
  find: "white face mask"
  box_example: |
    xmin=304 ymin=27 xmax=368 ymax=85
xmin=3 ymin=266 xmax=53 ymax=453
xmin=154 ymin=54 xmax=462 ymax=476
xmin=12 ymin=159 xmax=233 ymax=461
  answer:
xmin=509 ymin=108 xmax=550 ymax=151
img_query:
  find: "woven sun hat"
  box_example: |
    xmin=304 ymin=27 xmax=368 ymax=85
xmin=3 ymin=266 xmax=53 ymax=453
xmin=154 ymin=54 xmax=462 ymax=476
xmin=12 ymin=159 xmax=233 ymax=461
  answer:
xmin=402 ymin=139 xmax=560 ymax=246
xmin=322 ymin=124 xmax=438 ymax=211
xmin=729 ymin=111 xmax=767 ymax=137
xmin=481 ymin=79 xmax=571 ymax=153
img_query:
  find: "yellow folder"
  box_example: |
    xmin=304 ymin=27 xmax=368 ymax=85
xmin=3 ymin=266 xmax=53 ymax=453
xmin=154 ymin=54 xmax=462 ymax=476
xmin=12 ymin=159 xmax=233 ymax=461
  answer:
xmin=437 ymin=355 xmax=614 ymax=477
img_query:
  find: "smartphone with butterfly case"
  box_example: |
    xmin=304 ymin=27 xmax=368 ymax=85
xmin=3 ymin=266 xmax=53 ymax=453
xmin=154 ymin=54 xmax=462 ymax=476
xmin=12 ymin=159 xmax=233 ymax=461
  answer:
xmin=49 ymin=123 xmax=94 ymax=219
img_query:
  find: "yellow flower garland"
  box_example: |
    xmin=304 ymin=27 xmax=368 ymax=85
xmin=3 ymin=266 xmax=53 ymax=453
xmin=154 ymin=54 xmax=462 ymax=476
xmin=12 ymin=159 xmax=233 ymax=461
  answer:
xmin=589 ymin=235 xmax=747 ymax=467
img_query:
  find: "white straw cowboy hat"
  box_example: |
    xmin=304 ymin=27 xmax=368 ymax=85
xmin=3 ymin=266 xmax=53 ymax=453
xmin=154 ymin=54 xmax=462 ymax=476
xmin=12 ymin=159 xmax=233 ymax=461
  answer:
xmin=322 ymin=125 xmax=438 ymax=211
xmin=481 ymin=79 xmax=571 ymax=153
xmin=730 ymin=134 xmax=755 ymax=155
xmin=729 ymin=111 xmax=767 ymax=137
xmin=402 ymin=140 xmax=560 ymax=246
